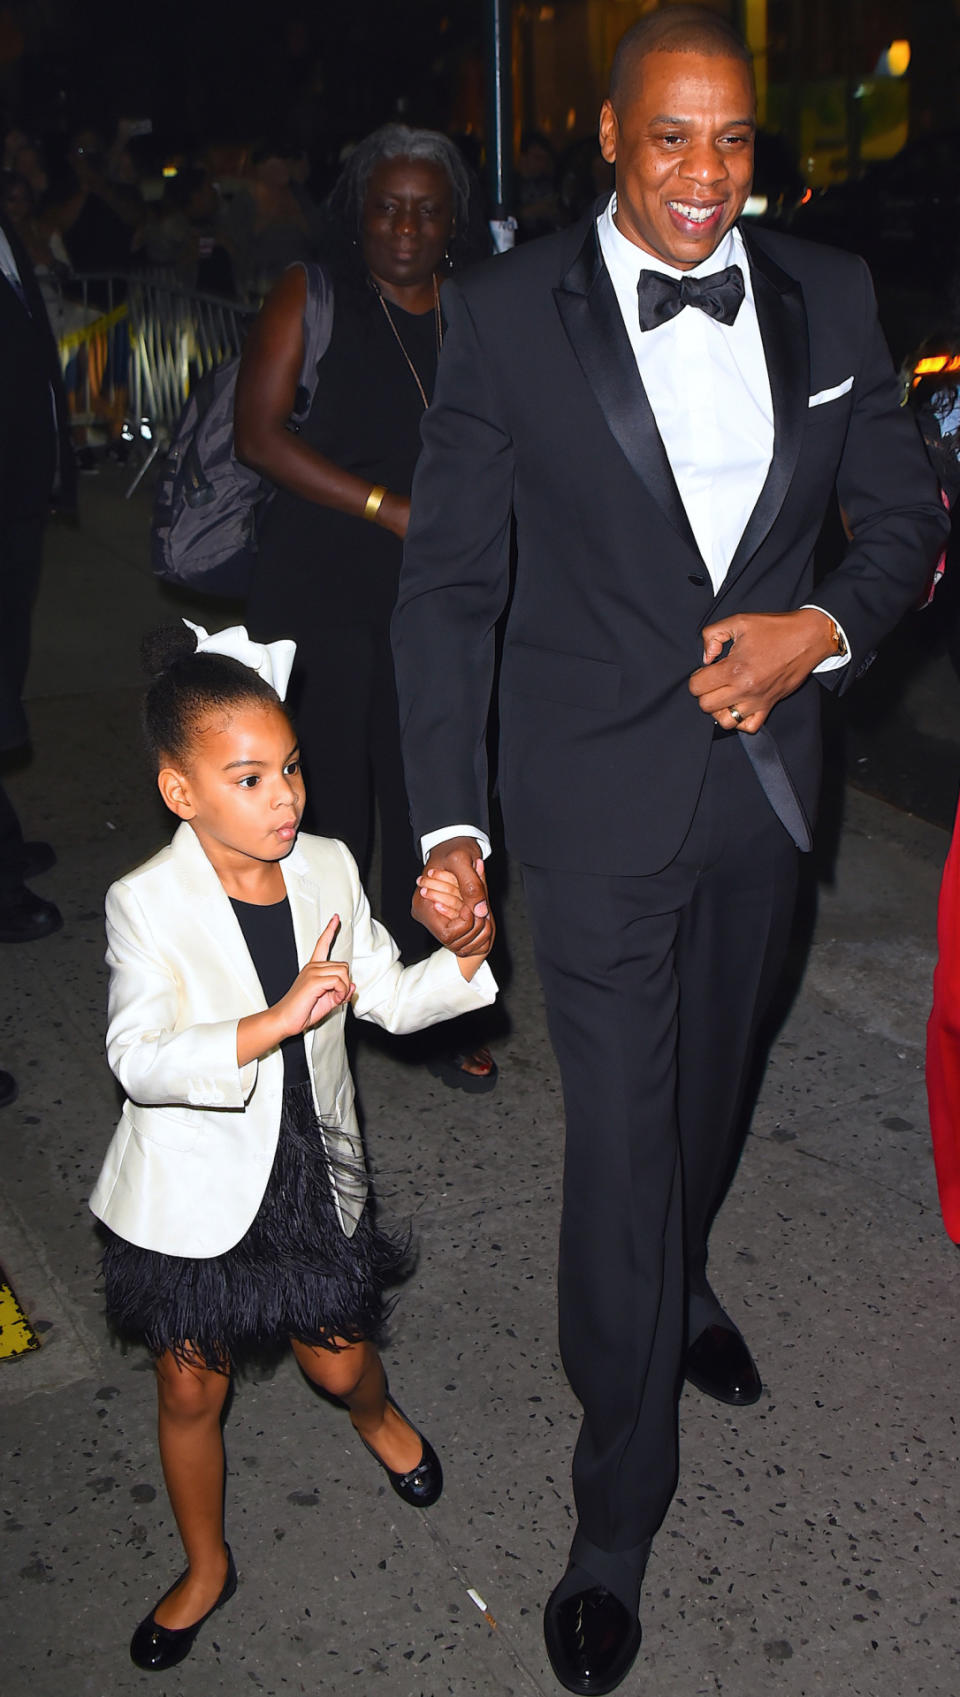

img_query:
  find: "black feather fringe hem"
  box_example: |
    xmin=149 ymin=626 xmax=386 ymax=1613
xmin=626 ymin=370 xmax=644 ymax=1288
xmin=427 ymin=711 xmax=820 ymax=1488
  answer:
xmin=101 ymin=1080 xmax=411 ymax=1372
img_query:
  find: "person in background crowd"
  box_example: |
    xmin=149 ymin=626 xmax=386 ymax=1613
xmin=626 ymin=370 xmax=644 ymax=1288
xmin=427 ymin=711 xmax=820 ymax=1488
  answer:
xmin=0 ymin=197 xmax=73 ymax=942
xmin=236 ymin=123 xmax=498 ymax=1094
xmin=49 ymin=126 xmax=140 ymax=280
xmin=41 ymin=124 xmax=140 ymax=456
xmin=515 ymin=129 xmax=565 ymax=241
xmin=902 ymin=328 xmax=960 ymax=672
xmin=138 ymin=163 xmax=236 ymax=296
xmin=131 ymin=178 xmax=195 ymax=276
xmin=3 ymin=130 xmax=48 ymax=202
xmin=223 ymin=139 xmax=322 ymax=300
xmin=184 ymin=166 xmax=237 ymax=296
xmin=0 ymin=169 xmax=65 ymax=286
xmin=0 ymin=168 xmax=94 ymax=339
xmin=907 ymin=334 xmax=960 ymax=509
xmin=558 ymin=134 xmax=615 ymax=225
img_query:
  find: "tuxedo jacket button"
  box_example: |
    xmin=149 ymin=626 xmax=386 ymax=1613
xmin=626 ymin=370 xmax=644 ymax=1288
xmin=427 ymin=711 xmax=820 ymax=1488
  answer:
xmin=688 ymin=572 xmax=707 ymax=586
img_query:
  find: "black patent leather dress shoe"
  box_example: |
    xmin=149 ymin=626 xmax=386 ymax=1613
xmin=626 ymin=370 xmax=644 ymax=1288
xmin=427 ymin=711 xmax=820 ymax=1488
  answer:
xmin=130 ymin=1545 xmax=237 ymax=1671
xmin=685 ymin=1322 xmax=762 ymax=1405
xmin=544 ymin=1580 xmax=642 ymax=1694
xmin=21 ymin=841 xmax=56 ymax=879
xmin=357 ymin=1393 xmax=443 ymax=1506
xmin=0 ymin=886 xmax=62 ymax=944
xmin=0 ymin=1070 xmax=17 ymax=1109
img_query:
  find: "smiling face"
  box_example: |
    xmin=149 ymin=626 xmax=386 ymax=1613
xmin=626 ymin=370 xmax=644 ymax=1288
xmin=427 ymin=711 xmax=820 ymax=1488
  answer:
xmin=360 ymin=156 xmax=455 ymax=299
xmin=158 ymin=699 xmax=305 ymax=881
xmin=598 ymin=49 xmax=755 ymax=270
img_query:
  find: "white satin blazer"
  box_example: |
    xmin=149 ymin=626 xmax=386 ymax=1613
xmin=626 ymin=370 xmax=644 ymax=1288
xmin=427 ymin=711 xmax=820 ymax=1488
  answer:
xmin=89 ymin=824 xmax=496 ymax=1259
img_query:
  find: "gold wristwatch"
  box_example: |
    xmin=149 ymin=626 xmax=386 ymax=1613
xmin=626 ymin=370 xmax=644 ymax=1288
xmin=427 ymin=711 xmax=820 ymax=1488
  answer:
xmin=827 ymin=616 xmax=848 ymax=657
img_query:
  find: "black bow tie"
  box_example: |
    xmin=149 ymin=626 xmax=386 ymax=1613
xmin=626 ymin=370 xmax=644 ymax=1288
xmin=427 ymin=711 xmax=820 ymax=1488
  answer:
xmin=636 ymin=264 xmax=745 ymax=332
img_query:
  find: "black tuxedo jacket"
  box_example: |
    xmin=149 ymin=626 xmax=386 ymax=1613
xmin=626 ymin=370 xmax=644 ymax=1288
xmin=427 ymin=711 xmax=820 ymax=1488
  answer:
xmin=0 ymin=213 xmax=73 ymax=524
xmin=394 ymin=208 xmax=948 ymax=876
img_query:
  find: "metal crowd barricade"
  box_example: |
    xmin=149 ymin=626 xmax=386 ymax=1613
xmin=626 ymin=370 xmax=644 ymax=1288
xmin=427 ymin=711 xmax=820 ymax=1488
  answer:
xmin=55 ymin=270 xmax=257 ymax=494
xmin=55 ymin=273 xmax=130 ymax=441
xmin=127 ymin=271 xmax=255 ymax=431
xmin=125 ymin=272 xmax=257 ymax=492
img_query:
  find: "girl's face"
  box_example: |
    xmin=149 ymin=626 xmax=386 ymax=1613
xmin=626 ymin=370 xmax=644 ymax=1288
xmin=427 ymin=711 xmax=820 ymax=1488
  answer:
xmin=159 ymin=700 xmax=305 ymax=877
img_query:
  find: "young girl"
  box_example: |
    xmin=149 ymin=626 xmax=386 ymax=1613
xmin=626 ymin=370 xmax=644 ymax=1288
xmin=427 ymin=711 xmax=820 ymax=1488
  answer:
xmin=89 ymin=620 xmax=496 ymax=1672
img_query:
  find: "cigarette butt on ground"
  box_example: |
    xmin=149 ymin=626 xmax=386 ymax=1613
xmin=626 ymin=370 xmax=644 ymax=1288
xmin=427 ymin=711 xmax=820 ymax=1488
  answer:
xmin=467 ymin=1587 xmax=497 ymax=1628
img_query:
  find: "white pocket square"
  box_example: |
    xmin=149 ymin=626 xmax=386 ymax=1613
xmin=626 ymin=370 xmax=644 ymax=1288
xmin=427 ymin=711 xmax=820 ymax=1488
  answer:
xmin=808 ymin=377 xmax=854 ymax=408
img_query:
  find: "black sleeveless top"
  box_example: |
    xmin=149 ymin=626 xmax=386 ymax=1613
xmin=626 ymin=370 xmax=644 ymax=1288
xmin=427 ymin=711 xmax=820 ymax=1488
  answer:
xmin=248 ymin=284 xmax=440 ymax=632
xmin=230 ymin=895 xmax=311 ymax=1087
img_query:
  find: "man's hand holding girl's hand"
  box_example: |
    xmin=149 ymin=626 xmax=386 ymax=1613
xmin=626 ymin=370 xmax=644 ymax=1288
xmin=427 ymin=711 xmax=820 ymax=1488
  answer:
xmin=416 ymin=860 xmax=495 ymax=981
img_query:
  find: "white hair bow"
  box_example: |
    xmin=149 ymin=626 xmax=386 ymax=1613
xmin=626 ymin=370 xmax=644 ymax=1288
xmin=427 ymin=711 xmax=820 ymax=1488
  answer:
xmin=183 ymin=620 xmax=296 ymax=702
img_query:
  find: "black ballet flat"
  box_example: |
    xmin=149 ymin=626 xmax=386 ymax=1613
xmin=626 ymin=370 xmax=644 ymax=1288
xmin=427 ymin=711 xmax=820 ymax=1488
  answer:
xmin=129 ymin=1545 xmax=237 ymax=1671
xmin=357 ymin=1393 xmax=443 ymax=1507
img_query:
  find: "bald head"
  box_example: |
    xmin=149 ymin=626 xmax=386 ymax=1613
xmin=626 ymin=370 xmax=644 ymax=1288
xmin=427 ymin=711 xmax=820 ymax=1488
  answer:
xmin=609 ymin=5 xmax=753 ymax=114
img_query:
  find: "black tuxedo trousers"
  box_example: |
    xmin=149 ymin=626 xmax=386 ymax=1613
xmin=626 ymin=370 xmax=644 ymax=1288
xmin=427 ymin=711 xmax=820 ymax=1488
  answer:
xmin=521 ymin=733 xmax=797 ymax=1594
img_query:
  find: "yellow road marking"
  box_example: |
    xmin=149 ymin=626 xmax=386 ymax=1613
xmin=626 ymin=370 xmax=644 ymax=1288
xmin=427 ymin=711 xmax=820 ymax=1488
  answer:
xmin=0 ymin=1268 xmax=41 ymax=1360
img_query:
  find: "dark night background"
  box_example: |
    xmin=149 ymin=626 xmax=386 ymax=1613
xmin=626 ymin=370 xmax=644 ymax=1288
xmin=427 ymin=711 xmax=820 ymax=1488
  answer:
xmin=3 ymin=1 xmax=482 ymax=169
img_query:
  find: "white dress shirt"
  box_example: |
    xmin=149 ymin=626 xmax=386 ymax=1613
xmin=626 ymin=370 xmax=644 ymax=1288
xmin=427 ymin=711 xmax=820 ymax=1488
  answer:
xmin=598 ymin=200 xmax=773 ymax=590
xmin=423 ymin=197 xmax=846 ymax=861
xmin=597 ymin=195 xmax=848 ymax=671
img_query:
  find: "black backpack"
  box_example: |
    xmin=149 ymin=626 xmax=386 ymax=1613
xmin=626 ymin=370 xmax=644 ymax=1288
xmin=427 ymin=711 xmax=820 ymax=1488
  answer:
xmin=151 ymin=260 xmax=334 ymax=597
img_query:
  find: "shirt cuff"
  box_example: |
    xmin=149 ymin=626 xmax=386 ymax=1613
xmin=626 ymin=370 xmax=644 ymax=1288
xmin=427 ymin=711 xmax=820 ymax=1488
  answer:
xmin=420 ymin=825 xmax=492 ymax=863
xmin=803 ymin=604 xmax=852 ymax=674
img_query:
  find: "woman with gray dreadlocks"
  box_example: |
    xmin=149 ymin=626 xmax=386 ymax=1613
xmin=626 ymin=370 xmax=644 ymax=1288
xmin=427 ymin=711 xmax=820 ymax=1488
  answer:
xmin=236 ymin=125 xmax=498 ymax=1093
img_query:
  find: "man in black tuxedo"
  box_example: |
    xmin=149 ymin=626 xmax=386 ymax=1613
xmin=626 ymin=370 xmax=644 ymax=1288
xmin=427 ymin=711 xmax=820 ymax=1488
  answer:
xmin=0 ymin=208 xmax=72 ymax=943
xmin=393 ymin=10 xmax=948 ymax=1691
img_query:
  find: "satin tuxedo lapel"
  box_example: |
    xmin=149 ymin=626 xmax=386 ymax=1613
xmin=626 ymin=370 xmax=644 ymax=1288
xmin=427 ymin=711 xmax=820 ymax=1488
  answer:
xmin=706 ymin=235 xmax=813 ymax=852
xmin=719 ymin=231 xmax=809 ymax=598
xmin=553 ymin=216 xmax=702 ymax=562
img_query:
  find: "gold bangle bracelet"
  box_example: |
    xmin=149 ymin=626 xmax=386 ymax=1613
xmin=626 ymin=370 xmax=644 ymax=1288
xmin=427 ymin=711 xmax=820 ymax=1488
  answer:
xmin=364 ymin=484 xmax=387 ymax=523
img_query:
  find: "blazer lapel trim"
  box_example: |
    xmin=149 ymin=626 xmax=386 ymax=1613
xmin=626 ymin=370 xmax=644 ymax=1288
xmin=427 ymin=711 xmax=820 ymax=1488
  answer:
xmin=553 ymin=216 xmax=703 ymax=561
xmin=279 ymin=842 xmax=325 ymax=971
xmin=170 ymin=827 xmax=327 ymax=994
xmin=168 ymin=823 xmax=269 ymax=1010
xmin=718 ymin=231 xmax=809 ymax=597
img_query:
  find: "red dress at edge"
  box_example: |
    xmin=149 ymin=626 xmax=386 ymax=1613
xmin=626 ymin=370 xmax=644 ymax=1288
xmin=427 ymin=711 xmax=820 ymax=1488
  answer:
xmin=927 ymin=794 xmax=960 ymax=1241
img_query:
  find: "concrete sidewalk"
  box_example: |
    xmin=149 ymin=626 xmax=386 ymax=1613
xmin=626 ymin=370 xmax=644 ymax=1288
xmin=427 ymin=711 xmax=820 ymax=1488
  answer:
xmin=2 ymin=470 xmax=959 ymax=1697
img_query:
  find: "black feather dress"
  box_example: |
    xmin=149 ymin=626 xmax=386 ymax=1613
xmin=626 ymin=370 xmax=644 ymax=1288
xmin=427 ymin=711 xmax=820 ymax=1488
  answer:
xmin=101 ymin=895 xmax=409 ymax=1370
